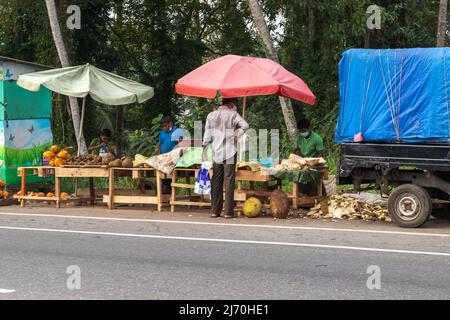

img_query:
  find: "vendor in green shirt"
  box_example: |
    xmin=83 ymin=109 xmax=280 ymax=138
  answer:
xmin=294 ymin=118 xmax=323 ymax=157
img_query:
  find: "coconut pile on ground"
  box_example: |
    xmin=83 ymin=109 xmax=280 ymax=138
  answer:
xmin=303 ymin=194 xmax=391 ymax=222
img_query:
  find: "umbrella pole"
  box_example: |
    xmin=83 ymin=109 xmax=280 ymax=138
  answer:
xmin=77 ymin=96 xmax=87 ymax=156
xmin=242 ymin=96 xmax=247 ymax=118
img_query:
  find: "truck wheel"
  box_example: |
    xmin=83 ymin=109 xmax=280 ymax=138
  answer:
xmin=388 ymin=184 xmax=431 ymax=228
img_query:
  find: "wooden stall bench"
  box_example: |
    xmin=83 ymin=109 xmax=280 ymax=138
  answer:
xmin=54 ymin=165 xmax=110 ymax=207
xmin=234 ymin=166 xmax=329 ymax=213
xmin=290 ymin=166 xmax=329 ymax=209
xmin=105 ymin=167 xmax=169 ymax=212
xmin=170 ymin=166 xmax=246 ymax=212
xmin=14 ymin=166 xmax=57 ymax=207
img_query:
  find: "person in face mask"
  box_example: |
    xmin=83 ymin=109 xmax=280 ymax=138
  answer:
xmin=294 ymin=118 xmax=323 ymax=157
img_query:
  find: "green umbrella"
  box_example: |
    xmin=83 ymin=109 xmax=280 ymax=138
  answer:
xmin=17 ymin=64 xmax=154 ymax=153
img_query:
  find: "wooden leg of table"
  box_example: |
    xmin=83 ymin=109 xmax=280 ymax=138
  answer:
xmin=317 ymin=177 xmax=324 ymax=198
xmin=139 ymin=172 xmax=145 ymax=193
xmin=185 ymin=172 xmax=191 ymax=209
xmin=89 ymin=177 xmax=95 ymax=206
xmin=171 ymin=170 xmax=177 ymax=213
xmin=55 ymin=177 xmax=61 ymax=208
xmin=292 ymin=182 xmax=298 ymax=209
xmin=74 ymin=178 xmax=79 ymax=197
xmin=20 ymin=168 xmax=26 ymax=208
xmin=108 ymin=169 xmax=114 ymax=209
xmin=156 ymin=171 xmax=162 ymax=212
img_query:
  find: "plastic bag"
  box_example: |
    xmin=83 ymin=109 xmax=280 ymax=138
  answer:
xmin=194 ymin=161 xmax=212 ymax=195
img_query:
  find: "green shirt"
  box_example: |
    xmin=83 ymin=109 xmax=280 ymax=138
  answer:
xmin=297 ymin=131 xmax=324 ymax=157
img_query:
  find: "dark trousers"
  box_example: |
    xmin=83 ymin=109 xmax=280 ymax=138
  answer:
xmin=211 ymin=160 xmax=236 ymax=215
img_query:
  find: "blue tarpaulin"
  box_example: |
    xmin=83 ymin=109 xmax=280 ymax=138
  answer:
xmin=335 ymin=48 xmax=450 ymax=143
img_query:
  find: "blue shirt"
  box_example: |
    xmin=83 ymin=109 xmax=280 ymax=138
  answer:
xmin=159 ymin=126 xmax=184 ymax=154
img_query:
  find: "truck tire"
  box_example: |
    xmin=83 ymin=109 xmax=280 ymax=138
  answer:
xmin=388 ymin=184 xmax=431 ymax=228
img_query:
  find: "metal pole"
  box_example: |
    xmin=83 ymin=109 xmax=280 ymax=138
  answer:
xmin=242 ymin=96 xmax=247 ymax=118
xmin=77 ymin=96 xmax=87 ymax=155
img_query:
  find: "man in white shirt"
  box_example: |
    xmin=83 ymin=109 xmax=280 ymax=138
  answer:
xmin=203 ymin=98 xmax=249 ymax=218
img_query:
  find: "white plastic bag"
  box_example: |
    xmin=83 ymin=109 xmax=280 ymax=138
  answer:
xmin=194 ymin=161 xmax=212 ymax=195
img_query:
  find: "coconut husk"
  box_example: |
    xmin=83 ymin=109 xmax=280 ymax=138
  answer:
xmin=270 ymin=154 xmax=327 ymax=172
xmin=270 ymin=189 xmax=290 ymax=219
xmin=108 ymin=159 xmax=123 ymax=167
xmin=304 ymin=195 xmax=391 ymax=222
xmin=102 ymin=154 xmax=115 ymax=165
xmin=121 ymin=157 xmax=133 ymax=168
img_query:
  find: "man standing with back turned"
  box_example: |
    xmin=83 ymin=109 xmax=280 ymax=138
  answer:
xmin=203 ymin=98 xmax=249 ymax=219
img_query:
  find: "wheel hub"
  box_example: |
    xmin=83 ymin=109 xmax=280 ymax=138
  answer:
xmin=398 ymin=195 xmax=420 ymax=218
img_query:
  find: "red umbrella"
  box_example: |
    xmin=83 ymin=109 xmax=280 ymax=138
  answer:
xmin=176 ymin=55 xmax=316 ymax=116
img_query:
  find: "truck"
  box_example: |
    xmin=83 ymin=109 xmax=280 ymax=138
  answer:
xmin=336 ymin=48 xmax=450 ymax=228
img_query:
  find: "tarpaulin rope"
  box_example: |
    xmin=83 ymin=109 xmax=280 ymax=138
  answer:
xmin=387 ymin=51 xmax=401 ymax=138
xmin=396 ymin=52 xmax=404 ymax=133
xmin=360 ymin=51 xmax=376 ymax=133
xmin=444 ymin=48 xmax=450 ymax=140
xmin=341 ymin=52 xmax=354 ymax=137
xmin=378 ymin=50 xmax=400 ymax=141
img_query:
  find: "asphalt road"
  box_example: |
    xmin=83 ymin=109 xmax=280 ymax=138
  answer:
xmin=0 ymin=206 xmax=449 ymax=300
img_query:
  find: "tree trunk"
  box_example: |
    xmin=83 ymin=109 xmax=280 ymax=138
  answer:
xmin=45 ymin=0 xmax=87 ymax=153
xmin=437 ymin=0 xmax=448 ymax=47
xmin=308 ymin=0 xmax=315 ymax=52
xmin=115 ymin=106 xmax=124 ymax=156
xmin=364 ymin=29 xmax=371 ymax=48
xmin=247 ymin=0 xmax=298 ymax=143
xmin=114 ymin=0 xmax=125 ymax=157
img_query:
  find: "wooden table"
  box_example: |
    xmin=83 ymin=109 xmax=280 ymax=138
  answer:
xmin=106 ymin=167 xmax=168 ymax=211
xmin=290 ymin=166 xmax=329 ymax=208
xmin=170 ymin=167 xmax=246 ymax=212
xmin=170 ymin=167 xmax=209 ymax=212
xmin=15 ymin=166 xmax=57 ymax=207
xmin=54 ymin=165 xmax=110 ymax=207
xmin=234 ymin=169 xmax=277 ymax=213
xmin=234 ymin=167 xmax=329 ymax=212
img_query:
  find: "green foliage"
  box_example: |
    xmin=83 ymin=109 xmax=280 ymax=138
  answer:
xmin=126 ymin=114 xmax=163 ymax=156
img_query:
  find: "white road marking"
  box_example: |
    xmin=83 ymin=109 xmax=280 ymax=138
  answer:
xmin=0 ymin=225 xmax=449 ymax=257
xmin=0 ymin=212 xmax=449 ymax=238
xmin=0 ymin=289 xmax=16 ymax=294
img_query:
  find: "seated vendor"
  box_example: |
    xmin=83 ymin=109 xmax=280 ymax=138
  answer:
xmin=294 ymin=118 xmax=323 ymax=158
xmin=158 ymin=116 xmax=184 ymax=154
xmin=158 ymin=115 xmax=184 ymax=193
xmin=88 ymin=128 xmax=117 ymax=158
xmin=293 ymin=119 xmax=324 ymax=197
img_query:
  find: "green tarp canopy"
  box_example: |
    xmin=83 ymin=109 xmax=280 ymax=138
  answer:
xmin=17 ymin=63 xmax=154 ymax=154
xmin=17 ymin=63 xmax=154 ymax=105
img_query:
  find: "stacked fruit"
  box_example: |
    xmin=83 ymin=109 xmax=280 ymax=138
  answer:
xmin=43 ymin=145 xmax=71 ymax=167
xmin=0 ymin=179 xmax=8 ymax=200
xmin=65 ymin=154 xmax=102 ymax=166
xmin=16 ymin=191 xmax=70 ymax=200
